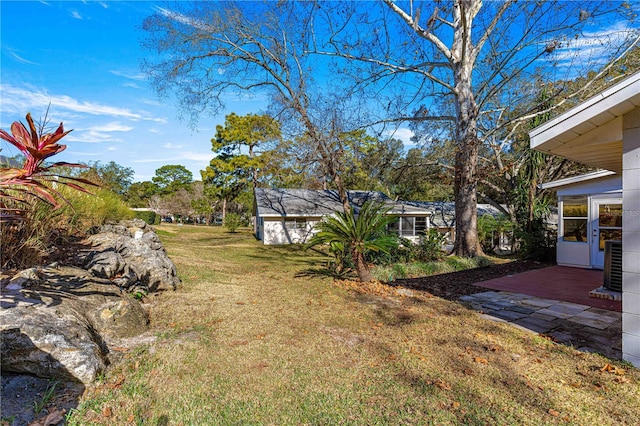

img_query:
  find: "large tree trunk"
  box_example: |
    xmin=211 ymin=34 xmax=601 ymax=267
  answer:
xmin=453 ymin=139 xmax=481 ymax=257
xmin=451 ymin=30 xmax=483 ymax=257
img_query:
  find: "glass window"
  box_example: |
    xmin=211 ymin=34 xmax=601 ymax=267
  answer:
xmin=401 ymin=217 xmax=415 ymax=237
xmin=563 ymin=219 xmax=587 ymax=242
xmin=285 ymin=218 xmax=306 ymax=230
xmin=562 ymin=196 xmax=588 ymax=243
xmin=598 ymin=203 xmax=622 ymax=250
xmin=562 ymin=196 xmax=588 ymax=217
xmin=599 ymin=229 xmax=622 ymax=250
xmin=599 ymin=204 xmax=622 ymax=228
xmin=415 ymin=217 xmax=428 ymax=234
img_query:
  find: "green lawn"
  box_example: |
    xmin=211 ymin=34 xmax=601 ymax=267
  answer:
xmin=68 ymin=225 xmax=639 ymax=425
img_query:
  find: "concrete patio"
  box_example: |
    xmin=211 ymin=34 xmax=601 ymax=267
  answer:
xmin=460 ymin=266 xmax=622 ymax=359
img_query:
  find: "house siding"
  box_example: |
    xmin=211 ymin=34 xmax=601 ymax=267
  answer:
xmin=262 ymin=217 xmax=322 ymax=245
xmin=622 ymin=106 xmax=640 ymax=366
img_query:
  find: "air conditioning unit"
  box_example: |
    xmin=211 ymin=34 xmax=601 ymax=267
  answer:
xmin=603 ymin=240 xmax=623 ymax=292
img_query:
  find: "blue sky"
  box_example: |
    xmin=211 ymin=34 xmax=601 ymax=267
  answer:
xmin=1 ymin=0 xmax=265 ymax=181
xmin=2 ymin=1 xmax=636 ymax=183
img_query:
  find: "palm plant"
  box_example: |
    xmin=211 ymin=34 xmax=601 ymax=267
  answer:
xmin=307 ymin=201 xmax=398 ymax=282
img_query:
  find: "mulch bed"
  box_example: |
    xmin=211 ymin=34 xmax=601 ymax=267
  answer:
xmin=388 ymin=260 xmax=551 ymax=301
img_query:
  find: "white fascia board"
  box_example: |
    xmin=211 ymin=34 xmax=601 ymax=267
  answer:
xmin=530 ymin=72 xmax=640 ymax=149
xmin=539 ymin=170 xmax=617 ymax=190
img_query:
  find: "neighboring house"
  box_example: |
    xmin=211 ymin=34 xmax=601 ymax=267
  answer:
xmin=529 ymin=71 xmax=640 ymax=366
xmin=405 ymin=201 xmax=512 ymax=248
xmin=253 ymin=188 xmax=432 ymax=245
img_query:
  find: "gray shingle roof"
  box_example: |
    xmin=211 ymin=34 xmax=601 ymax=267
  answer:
xmin=405 ymin=201 xmax=507 ymax=227
xmin=254 ymin=188 xmax=431 ymax=217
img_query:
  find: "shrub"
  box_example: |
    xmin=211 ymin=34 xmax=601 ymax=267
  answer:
xmin=413 ymin=229 xmax=447 ymax=262
xmin=365 ymin=235 xmax=413 ymax=265
xmin=65 ymin=188 xmax=134 ymax=231
xmin=367 ymin=230 xmax=446 ymax=266
xmin=133 ymin=210 xmax=157 ymax=225
xmin=0 ymin=201 xmax=62 ymax=269
xmin=518 ymin=219 xmax=557 ymax=262
xmin=224 ymin=213 xmax=242 ymax=232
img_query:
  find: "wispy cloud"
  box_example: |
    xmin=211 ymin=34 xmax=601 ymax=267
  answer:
xmin=89 ymin=122 xmax=134 ymax=132
xmin=6 ymin=49 xmax=38 ymax=65
xmin=64 ymin=122 xmax=134 ymax=143
xmin=141 ymin=98 xmax=165 ymax=107
xmin=0 ymin=84 xmax=166 ymax=123
xmin=70 ymin=10 xmax=82 ymax=20
xmin=124 ymin=82 xmax=143 ymax=89
xmin=110 ymin=70 xmax=146 ymax=81
xmin=132 ymin=151 xmax=210 ymax=163
xmin=66 ymin=131 xmax=122 ymax=144
xmin=550 ymin=21 xmax=639 ymax=70
xmin=163 ymin=142 xmax=183 ymax=149
xmin=156 ymin=6 xmax=212 ymax=32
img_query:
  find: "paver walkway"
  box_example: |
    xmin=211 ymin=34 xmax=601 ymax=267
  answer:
xmin=460 ymin=291 xmax=622 ymax=359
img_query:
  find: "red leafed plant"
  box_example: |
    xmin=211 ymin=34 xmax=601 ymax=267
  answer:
xmin=0 ymin=112 xmax=97 ymax=221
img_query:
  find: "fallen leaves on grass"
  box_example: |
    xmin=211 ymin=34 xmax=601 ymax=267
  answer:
xmin=434 ymin=379 xmax=452 ymax=391
xmin=474 ymin=357 xmax=489 ymax=364
xmin=334 ymin=279 xmax=397 ymax=298
xmin=548 ymin=408 xmax=560 ymax=417
xmin=107 ymin=375 xmax=125 ymax=390
xmin=600 ymin=363 xmax=625 ymax=375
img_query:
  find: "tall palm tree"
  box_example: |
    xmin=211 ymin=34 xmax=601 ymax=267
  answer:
xmin=307 ymin=201 xmax=398 ymax=282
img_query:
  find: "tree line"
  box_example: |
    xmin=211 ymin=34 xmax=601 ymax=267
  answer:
xmin=140 ymin=0 xmax=638 ymax=257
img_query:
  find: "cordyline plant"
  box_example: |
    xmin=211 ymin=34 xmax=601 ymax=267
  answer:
xmin=0 ymin=112 xmax=96 ymax=221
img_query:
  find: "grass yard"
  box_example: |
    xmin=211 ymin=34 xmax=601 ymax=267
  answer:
xmin=68 ymin=225 xmax=639 ymax=425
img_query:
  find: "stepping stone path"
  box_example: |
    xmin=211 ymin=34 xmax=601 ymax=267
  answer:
xmin=460 ymin=291 xmax=622 ymax=359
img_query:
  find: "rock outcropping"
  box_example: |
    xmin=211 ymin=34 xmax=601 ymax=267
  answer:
xmin=84 ymin=218 xmax=180 ymax=293
xmin=0 ymin=219 xmax=179 ymax=383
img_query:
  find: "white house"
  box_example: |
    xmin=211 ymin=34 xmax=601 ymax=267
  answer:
xmin=253 ymin=188 xmax=432 ymax=245
xmin=529 ymin=71 xmax=640 ymax=367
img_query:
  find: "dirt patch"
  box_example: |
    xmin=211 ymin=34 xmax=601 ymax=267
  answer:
xmin=388 ymin=260 xmax=550 ymax=301
xmin=1 ymin=373 xmax=85 ymax=426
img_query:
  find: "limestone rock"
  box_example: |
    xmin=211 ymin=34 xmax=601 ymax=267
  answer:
xmin=0 ymin=266 xmax=149 ymax=383
xmin=84 ymin=220 xmax=180 ymax=293
xmin=1 ymin=298 xmax=106 ymax=384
